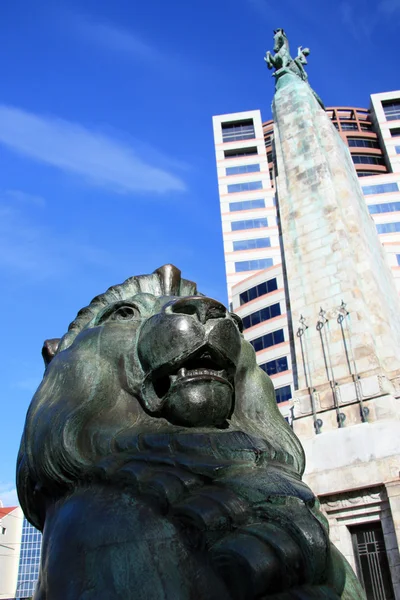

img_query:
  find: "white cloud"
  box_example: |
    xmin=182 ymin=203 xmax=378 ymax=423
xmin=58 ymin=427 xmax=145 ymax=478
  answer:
xmin=73 ymin=15 xmax=186 ymax=77
xmin=0 ymin=105 xmax=186 ymax=194
xmin=0 ymin=200 xmax=113 ymax=279
xmin=340 ymin=0 xmax=399 ymax=38
xmin=378 ymin=0 xmax=400 ymax=13
xmin=79 ymin=18 xmax=162 ymax=64
xmin=2 ymin=189 xmax=46 ymax=208
xmin=0 ymin=483 xmax=18 ymax=507
xmin=11 ymin=378 xmax=41 ymax=393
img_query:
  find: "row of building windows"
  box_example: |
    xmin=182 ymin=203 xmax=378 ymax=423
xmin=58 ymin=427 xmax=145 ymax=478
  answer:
xmin=358 ymin=171 xmax=379 ymax=177
xmin=222 ymin=120 xmax=255 ymax=143
xmin=376 ymin=222 xmax=400 ymax=234
xmin=383 ymin=100 xmax=400 ymax=122
xmin=250 ymin=328 xmax=284 ymax=352
xmin=368 ymin=202 xmax=400 ymax=214
xmin=229 ymin=198 xmax=265 ymax=212
xmin=224 ymin=147 xmax=258 ymax=159
xmin=260 ymin=356 xmax=288 ymax=376
xmin=239 ymin=277 xmax=278 ymax=305
xmin=228 ymin=181 xmax=263 ymax=194
xmin=337 ymin=122 xmax=372 ymax=131
xmin=348 ymin=138 xmax=380 ymax=149
xmin=235 ymin=258 xmax=273 ymax=272
xmin=232 ymin=217 xmax=268 ymax=231
xmin=242 ymin=302 xmax=281 ymax=329
xmin=233 ymin=237 xmax=271 ymax=251
xmin=352 ymin=154 xmax=385 ymax=166
xmin=362 ymin=182 xmax=399 ymax=195
xmin=226 ymin=164 xmax=260 ymax=176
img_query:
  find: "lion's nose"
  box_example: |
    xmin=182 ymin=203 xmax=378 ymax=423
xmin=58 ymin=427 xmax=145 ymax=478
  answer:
xmin=170 ymin=296 xmax=227 ymax=324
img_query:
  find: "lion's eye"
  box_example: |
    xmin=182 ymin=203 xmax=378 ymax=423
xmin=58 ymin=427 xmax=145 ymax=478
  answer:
xmin=230 ymin=312 xmax=243 ymax=333
xmin=109 ymin=305 xmax=140 ymax=322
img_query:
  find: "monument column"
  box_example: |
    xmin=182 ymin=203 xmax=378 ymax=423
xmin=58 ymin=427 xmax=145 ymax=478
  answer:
xmin=266 ymin=29 xmax=400 ymax=435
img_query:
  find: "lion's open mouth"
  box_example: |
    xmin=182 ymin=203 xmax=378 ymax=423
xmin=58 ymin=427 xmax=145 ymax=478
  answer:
xmin=152 ymin=347 xmax=235 ymax=400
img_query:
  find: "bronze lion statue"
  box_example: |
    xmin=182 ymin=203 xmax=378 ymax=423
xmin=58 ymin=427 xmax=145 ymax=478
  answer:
xmin=17 ymin=264 xmax=365 ymax=599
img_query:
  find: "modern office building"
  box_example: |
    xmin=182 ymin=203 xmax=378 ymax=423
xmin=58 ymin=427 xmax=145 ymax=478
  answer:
xmin=212 ymin=90 xmax=400 ymax=421
xmin=0 ymin=505 xmax=23 ymax=600
xmin=15 ymin=518 xmax=42 ymax=600
xmin=213 ymin=76 xmax=400 ymax=599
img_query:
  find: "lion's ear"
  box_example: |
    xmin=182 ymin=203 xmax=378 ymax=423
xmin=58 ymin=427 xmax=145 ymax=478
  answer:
xmin=42 ymin=338 xmax=61 ymax=367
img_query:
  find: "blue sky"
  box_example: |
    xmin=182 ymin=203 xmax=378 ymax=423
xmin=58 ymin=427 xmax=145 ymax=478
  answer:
xmin=1 ymin=0 xmax=399 ymax=505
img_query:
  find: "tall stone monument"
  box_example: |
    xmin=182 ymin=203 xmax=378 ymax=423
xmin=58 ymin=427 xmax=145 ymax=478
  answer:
xmin=267 ymin=29 xmax=400 ymax=591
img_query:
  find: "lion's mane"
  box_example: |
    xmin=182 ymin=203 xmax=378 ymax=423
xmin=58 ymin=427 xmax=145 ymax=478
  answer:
xmin=17 ymin=265 xmax=305 ymax=531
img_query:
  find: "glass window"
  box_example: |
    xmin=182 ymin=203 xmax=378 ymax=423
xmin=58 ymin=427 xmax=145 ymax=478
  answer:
xmin=352 ymin=154 xmax=385 ymax=166
xmin=233 ymin=237 xmax=271 ymax=251
xmin=376 ymin=222 xmax=400 ymax=234
xmin=232 ymin=218 xmax=268 ymax=231
xmin=360 ymin=123 xmax=372 ymax=131
xmin=348 ymin=138 xmax=380 ymax=149
xmin=16 ymin=518 xmax=42 ymax=599
xmin=340 ymin=123 xmax=359 ymax=131
xmin=362 ymin=182 xmax=399 ymax=195
xmin=250 ymin=328 xmax=284 ymax=352
xmin=242 ymin=303 xmax=281 ymax=329
xmin=390 ymin=128 xmax=400 ymax=137
xmin=275 ymin=385 xmax=292 ymax=403
xmin=239 ymin=278 xmax=278 ymax=305
xmin=260 ymin=356 xmax=288 ymax=376
xmin=235 ymin=258 xmax=273 ymax=272
xmin=226 ymin=164 xmax=261 ymax=176
xmin=383 ymin=100 xmax=400 ymax=122
xmin=357 ymin=171 xmax=379 ymax=177
xmin=228 ymin=181 xmax=263 ymax=194
xmin=264 ymin=134 xmax=273 ymax=146
xmin=368 ymin=202 xmax=400 ymax=214
xmin=224 ymin=147 xmax=258 ymax=159
xmin=396 ymin=254 xmax=400 ymax=266
xmin=229 ymin=199 xmax=265 ymax=212
xmin=395 ymin=146 xmax=400 ymax=154
xmin=222 ymin=119 xmax=255 ymax=143
xmin=267 ymin=151 xmax=273 ymax=163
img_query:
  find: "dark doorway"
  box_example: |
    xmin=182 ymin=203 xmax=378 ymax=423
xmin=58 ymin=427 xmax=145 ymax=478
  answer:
xmin=350 ymin=522 xmax=395 ymax=600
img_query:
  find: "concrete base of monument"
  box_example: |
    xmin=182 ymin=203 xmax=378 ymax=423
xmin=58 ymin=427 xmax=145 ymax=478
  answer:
xmin=292 ymin=391 xmax=400 ymax=596
xmin=293 ymin=371 xmax=399 ymax=432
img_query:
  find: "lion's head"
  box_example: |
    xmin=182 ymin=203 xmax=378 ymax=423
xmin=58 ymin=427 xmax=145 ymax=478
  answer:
xmin=17 ymin=264 xmax=304 ymax=530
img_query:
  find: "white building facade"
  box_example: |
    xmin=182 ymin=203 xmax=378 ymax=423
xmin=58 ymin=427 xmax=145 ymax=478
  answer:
xmin=212 ymin=110 xmax=294 ymax=419
xmin=0 ymin=506 xmax=23 ymax=600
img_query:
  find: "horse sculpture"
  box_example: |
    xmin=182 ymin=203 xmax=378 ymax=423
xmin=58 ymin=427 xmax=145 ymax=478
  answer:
xmin=265 ymin=28 xmax=325 ymax=109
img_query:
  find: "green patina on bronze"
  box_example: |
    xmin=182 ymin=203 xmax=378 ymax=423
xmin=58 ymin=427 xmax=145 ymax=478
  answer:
xmin=17 ymin=263 xmax=366 ymax=598
xmin=265 ymin=28 xmax=325 ymax=109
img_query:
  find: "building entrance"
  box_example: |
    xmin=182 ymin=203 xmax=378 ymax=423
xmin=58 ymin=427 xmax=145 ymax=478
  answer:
xmin=350 ymin=522 xmax=395 ymax=600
